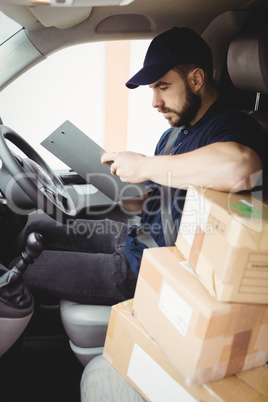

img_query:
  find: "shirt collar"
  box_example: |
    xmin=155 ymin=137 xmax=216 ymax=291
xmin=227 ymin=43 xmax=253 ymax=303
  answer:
xmin=184 ymin=96 xmax=221 ymax=134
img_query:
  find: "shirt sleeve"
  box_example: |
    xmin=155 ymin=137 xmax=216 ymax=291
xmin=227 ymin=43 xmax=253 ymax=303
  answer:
xmin=203 ymin=110 xmax=264 ymax=159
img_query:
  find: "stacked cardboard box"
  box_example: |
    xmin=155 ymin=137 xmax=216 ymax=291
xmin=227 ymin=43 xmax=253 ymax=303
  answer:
xmin=175 ymin=186 xmax=268 ymax=303
xmin=104 ymin=298 xmax=268 ymax=401
xmin=132 ymin=246 xmax=268 ymax=385
xmin=103 ymin=187 xmax=268 ymax=397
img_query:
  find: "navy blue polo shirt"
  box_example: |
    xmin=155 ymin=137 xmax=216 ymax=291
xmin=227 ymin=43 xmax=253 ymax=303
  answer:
xmin=125 ymin=98 xmax=265 ymax=277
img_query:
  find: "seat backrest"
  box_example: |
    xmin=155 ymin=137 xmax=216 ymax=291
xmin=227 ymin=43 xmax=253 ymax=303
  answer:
xmin=227 ymin=29 xmax=268 ymax=96
xmin=227 ymin=28 xmax=268 ymax=118
xmin=227 ymin=28 xmax=268 ymax=194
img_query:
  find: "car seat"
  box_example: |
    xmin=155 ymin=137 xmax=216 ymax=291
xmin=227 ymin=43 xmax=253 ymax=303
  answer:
xmin=59 ymin=210 xmax=141 ymax=366
xmin=80 ymin=354 xmax=146 ymax=401
xmin=60 ymin=300 xmax=111 ymax=366
xmin=227 ymin=28 xmax=268 ymax=122
xmin=227 ymin=28 xmax=268 ymax=194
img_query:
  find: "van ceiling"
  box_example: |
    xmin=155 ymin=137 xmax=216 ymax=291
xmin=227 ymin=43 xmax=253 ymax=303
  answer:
xmin=0 ymin=0 xmax=265 ymax=32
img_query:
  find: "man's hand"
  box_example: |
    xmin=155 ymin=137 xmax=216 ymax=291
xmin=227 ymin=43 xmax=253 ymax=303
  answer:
xmin=101 ymin=151 xmax=148 ymax=183
xmin=101 ymin=142 xmax=262 ymax=192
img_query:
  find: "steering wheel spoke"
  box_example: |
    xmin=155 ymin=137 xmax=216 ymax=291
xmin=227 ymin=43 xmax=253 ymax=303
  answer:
xmin=0 ymin=126 xmax=77 ymax=221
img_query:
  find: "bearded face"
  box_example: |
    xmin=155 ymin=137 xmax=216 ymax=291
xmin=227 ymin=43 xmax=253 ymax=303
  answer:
xmin=158 ymin=80 xmax=201 ymax=127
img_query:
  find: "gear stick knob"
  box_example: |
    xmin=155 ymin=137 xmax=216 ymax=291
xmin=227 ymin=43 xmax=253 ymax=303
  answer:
xmin=0 ymin=232 xmax=43 ymax=289
xmin=19 ymin=232 xmax=44 ymax=273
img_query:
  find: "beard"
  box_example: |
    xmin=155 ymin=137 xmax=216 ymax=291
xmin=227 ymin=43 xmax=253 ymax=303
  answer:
xmin=159 ymin=84 xmax=201 ymax=127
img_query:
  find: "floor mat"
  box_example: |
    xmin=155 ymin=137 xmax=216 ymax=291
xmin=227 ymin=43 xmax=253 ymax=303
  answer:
xmin=0 ymin=335 xmax=84 ymax=402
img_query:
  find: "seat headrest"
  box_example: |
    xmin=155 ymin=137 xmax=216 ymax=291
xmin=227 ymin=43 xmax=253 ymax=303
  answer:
xmin=227 ymin=30 xmax=268 ymax=94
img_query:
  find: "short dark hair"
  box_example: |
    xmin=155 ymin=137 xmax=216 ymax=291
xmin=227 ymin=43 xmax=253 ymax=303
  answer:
xmin=172 ymin=61 xmax=214 ymax=84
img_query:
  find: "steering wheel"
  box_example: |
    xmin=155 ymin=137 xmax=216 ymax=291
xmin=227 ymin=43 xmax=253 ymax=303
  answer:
xmin=0 ymin=125 xmax=77 ymax=221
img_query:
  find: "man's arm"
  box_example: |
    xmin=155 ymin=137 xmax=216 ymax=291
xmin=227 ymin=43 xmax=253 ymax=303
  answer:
xmin=101 ymin=142 xmax=262 ymax=192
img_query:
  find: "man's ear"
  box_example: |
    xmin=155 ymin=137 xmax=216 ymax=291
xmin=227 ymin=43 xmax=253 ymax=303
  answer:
xmin=187 ymin=68 xmax=205 ymax=92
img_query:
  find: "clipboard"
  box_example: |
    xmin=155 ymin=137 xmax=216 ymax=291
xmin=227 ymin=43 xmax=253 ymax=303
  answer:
xmin=41 ymin=120 xmax=151 ymax=202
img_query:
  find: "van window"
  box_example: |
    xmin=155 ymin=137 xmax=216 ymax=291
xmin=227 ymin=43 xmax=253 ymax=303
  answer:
xmin=0 ymin=12 xmax=22 ymax=45
xmin=0 ymin=39 xmax=169 ymax=169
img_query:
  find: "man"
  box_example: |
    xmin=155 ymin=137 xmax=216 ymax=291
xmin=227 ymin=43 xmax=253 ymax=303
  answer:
xmin=20 ymin=27 xmax=264 ymax=304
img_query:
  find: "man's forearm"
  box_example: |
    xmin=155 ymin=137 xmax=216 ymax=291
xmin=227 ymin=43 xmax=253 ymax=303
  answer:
xmin=131 ymin=142 xmax=262 ymax=192
xmin=150 ymin=142 xmax=261 ymax=191
xmin=102 ymin=142 xmax=262 ymax=192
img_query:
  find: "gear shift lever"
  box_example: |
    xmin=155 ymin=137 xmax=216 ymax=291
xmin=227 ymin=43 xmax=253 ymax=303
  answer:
xmin=16 ymin=232 xmax=43 ymax=274
xmin=0 ymin=232 xmax=43 ymax=306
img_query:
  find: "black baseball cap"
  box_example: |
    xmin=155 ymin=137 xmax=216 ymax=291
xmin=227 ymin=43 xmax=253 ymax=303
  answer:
xmin=126 ymin=27 xmax=213 ymax=89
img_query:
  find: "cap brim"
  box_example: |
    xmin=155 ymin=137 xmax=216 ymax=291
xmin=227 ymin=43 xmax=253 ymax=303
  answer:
xmin=126 ymin=63 xmax=172 ymax=89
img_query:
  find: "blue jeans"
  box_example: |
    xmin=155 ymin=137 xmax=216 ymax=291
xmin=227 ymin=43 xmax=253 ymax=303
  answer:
xmin=19 ymin=219 xmax=137 ymax=305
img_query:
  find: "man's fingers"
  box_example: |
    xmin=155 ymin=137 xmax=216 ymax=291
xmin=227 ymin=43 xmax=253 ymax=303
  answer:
xmin=110 ymin=162 xmax=117 ymax=175
xmin=101 ymin=152 xmax=116 ymax=164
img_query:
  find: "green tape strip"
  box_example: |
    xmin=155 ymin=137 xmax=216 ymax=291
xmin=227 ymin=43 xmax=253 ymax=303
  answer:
xmin=231 ymin=204 xmax=265 ymax=217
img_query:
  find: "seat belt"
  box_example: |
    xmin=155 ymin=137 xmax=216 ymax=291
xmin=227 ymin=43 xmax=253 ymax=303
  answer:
xmin=136 ymin=126 xmax=182 ymax=248
xmin=160 ymin=126 xmax=182 ymax=246
xmin=135 ymin=225 xmax=159 ymax=248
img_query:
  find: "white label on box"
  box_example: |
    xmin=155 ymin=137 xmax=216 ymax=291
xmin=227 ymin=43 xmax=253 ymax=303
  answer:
xmin=127 ymin=343 xmax=197 ymax=402
xmin=158 ymin=282 xmax=192 ymax=337
xmin=180 ymin=187 xmax=211 ymax=246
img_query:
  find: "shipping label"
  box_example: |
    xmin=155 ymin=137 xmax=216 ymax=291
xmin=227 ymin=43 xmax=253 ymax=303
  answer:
xmin=158 ymin=282 xmax=192 ymax=337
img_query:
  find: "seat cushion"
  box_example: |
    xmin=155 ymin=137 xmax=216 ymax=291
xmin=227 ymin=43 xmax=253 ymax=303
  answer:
xmin=80 ymin=354 xmax=146 ymax=402
xmin=60 ymin=300 xmax=111 ymax=348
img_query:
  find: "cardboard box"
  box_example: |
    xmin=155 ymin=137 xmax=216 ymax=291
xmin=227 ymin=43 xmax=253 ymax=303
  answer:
xmin=175 ymin=186 xmax=268 ymax=304
xmin=132 ymin=247 xmax=268 ymax=385
xmin=104 ymin=299 xmax=268 ymax=401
